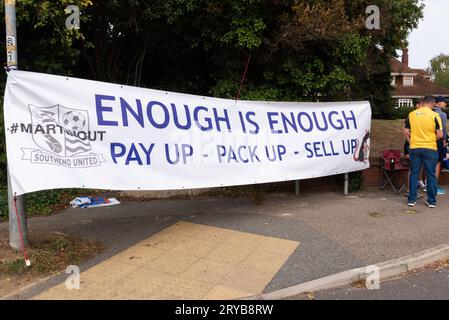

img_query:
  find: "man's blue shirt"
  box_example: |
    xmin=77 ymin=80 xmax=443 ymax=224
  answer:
xmin=433 ymin=107 xmax=447 ymax=141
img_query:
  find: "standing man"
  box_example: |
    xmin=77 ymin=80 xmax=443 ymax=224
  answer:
xmin=404 ymin=98 xmax=424 ymax=197
xmin=403 ymin=96 xmax=443 ymax=208
xmin=434 ymin=96 xmax=448 ymax=195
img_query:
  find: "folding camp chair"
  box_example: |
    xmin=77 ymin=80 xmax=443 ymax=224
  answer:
xmin=379 ymin=150 xmax=409 ymax=194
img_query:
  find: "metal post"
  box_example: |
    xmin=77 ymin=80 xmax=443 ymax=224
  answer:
xmin=8 ymin=173 xmax=27 ymax=249
xmin=295 ymin=180 xmax=300 ymax=196
xmin=344 ymin=173 xmax=349 ymax=196
xmin=5 ymin=0 xmax=27 ymax=249
xmin=5 ymin=0 xmax=18 ymax=69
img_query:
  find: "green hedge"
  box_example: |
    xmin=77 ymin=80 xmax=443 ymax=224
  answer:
xmin=0 ymin=188 xmax=87 ymax=219
xmin=348 ymin=171 xmax=364 ymax=193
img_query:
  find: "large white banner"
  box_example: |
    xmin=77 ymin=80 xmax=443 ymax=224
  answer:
xmin=4 ymin=71 xmax=371 ymax=195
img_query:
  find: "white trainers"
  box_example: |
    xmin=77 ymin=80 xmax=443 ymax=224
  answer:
xmin=408 ymin=202 xmax=417 ymax=207
xmin=418 ymin=180 xmax=426 ymax=189
xmin=425 ymin=201 xmax=436 ymax=209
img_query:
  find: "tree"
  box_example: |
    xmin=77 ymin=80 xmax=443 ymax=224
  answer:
xmin=0 ymin=0 xmax=426 ymax=192
xmin=0 ymin=1 xmax=93 ymax=187
xmin=428 ymin=54 xmax=449 ymax=89
xmin=0 ymin=0 xmax=424 ymax=106
xmin=346 ymin=0 xmax=424 ymax=119
xmin=3 ymin=0 xmax=93 ymax=75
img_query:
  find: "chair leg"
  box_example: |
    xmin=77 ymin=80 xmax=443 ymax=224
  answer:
xmin=380 ymin=168 xmax=389 ymax=190
xmin=379 ymin=163 xmax=408 ymax=195
xmin=383 ymin=171 xmax=405 ymax=194
xmin=381 ymin=170 xmax=395 ymax=190
xmin=385 ymin=171 xmax=396 ymax=192
xmin=398 ymin=182 xmax=407 ymax=194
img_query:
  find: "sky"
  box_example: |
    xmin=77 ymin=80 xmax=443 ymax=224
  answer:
xmin=407 ymin=0 xmax=449 ymax=69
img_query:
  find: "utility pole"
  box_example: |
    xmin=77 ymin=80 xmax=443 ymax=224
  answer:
xmin=5 ymin=0 xmax=28 ymax=249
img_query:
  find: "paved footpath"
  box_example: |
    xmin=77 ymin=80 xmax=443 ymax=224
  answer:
xmin=1 ymin=189 xmax=449 ymax=299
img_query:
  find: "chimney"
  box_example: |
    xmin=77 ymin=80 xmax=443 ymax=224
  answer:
xmin=402 ymin=48 xmax=409 ymax=67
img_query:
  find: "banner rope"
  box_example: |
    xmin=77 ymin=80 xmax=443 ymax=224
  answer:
xmin=235 ymin=53 xmax=252 ymax=101
xmin=13 ymin=193 xmax=31 ymax=267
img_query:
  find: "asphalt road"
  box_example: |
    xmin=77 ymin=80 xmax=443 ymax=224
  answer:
xmin=295 ymin=266 xmax=449 ymax=300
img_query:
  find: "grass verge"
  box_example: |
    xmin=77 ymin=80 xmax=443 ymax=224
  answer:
xmin=0 ymin=232 xmax=104 ymax=276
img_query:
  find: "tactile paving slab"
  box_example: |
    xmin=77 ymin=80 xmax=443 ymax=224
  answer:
xmin=35 ymin=221 xmax=300 ymax=300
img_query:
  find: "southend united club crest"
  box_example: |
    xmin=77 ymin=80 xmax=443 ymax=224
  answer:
xmin=21 ymin=104 xmax=105 ymax=168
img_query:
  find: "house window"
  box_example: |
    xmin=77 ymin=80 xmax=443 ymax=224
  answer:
xmin=391 ymin=76 xmax=396 ymax=86
xmin=403 ymin=76 xmax=414 ymax=86
xmin=396 ymin=99 xmax=413 ymax=108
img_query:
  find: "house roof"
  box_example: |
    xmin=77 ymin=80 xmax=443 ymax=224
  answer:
xmin=391 ymin=58 xmax=420 ymax=75
xmin=391 ymin=58 xmax=449 ymax=98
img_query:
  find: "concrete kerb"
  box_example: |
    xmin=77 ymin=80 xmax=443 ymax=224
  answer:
xmin=1 ymin=274 xmax=55 ymax=300
xmin=243 ymin=242 xmax=449 ymax=300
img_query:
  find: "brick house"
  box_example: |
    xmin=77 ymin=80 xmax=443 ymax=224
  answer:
xmin=391 ymin=49 xmax=449 ymax=108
